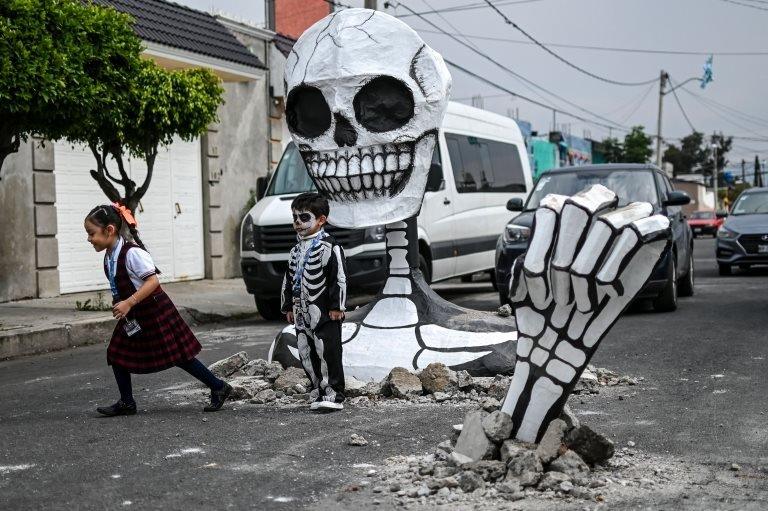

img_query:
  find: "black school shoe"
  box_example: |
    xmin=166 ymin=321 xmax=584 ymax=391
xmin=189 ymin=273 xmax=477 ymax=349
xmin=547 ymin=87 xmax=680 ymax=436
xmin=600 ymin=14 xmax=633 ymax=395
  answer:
xmin=203 ymin=382 xmax=233 ymax=412
xmin=96 ymin=400 xmax=137 ymax=417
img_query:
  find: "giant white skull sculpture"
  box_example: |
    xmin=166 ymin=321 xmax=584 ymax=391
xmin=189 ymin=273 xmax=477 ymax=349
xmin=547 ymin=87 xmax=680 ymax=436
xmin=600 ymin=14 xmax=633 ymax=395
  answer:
xmin=284 ymin=8 xmax=451 ymax=228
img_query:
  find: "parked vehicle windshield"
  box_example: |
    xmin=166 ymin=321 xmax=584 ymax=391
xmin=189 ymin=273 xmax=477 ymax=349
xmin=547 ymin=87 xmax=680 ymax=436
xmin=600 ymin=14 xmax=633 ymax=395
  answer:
xmin=527 ymin=170 xmax=658 ymax=209
xmin=266 ymin=142 xmax=316 ymax=196
xmin=690 ymin=211 xmax=714 ymax=219
xmin=731 ymin=191 xmax=768 ymax=215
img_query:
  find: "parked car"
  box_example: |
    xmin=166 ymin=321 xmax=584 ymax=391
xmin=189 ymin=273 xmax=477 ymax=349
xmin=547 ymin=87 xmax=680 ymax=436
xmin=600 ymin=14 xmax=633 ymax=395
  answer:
xmin=241 ymin=102 xmax=534 ymax=319
xmin=688 ymin=210 xmax=723 ymax=237
xmin=495 ymin=164 xmax=693 ymax=312
xmin=716 ymin=187 xmax=768 ymax=275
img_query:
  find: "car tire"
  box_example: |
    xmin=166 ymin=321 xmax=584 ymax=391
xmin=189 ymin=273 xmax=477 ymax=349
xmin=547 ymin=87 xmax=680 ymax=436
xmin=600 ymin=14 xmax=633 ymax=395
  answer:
xmin=498 ymin=275 xmax=511 ymax=306
xmin=419 ymin=254 xmax=432 ymax=284
xmin=678 ymin=250 xmax=695 ymax=297
xmin=718 ymin=263 xmax=732 ymax=276
xmin=653 ymin=256 xmax=678 ymax=312
xmin=460 ymin=275 xmax=473 ymax=283
xmin=255 ymin=297 xmax=283 ymax=321
xmin=739 ymin=264 xmax=750 ymax=271
xmin=490 ymin=270 xmax=499 ymax=291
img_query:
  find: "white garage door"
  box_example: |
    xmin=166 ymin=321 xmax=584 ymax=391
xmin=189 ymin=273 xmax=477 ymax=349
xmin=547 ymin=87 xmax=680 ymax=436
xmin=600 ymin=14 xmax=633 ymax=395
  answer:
xmin=55 ymin=137 xmax=204 ymax=294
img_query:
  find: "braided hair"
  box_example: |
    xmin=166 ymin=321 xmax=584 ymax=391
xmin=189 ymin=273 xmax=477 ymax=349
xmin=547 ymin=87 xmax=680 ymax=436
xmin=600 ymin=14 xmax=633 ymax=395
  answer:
xmin=85 ymin=204 xmax=160 ymax=273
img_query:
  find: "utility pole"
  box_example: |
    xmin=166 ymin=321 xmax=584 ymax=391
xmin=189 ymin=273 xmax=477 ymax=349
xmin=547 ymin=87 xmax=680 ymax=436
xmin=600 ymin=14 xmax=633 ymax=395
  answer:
xmin=712 ymin=138 xmax=719 ymax=210
xmin=655 ymin=70 xmax=668 ymax=167
xmin=741 ymin=159 xmax=746 ymax=184
xmin=552 ymin=110 xmax=557 ymax=132
xmin=365 ymin=0 xmax=378 ymax=9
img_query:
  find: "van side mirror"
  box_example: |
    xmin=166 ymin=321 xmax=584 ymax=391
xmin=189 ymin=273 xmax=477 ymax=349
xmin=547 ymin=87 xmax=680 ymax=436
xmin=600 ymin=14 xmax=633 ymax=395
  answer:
xmin=256 ymin=175 xmax=269 ymax=200
xmin=663 ymin=190 xmax=690 ymax=207
xmin=425 ymin=163 xmax=444 ymax=192
xmin=506 ymin=198 xmax=524 ymax=212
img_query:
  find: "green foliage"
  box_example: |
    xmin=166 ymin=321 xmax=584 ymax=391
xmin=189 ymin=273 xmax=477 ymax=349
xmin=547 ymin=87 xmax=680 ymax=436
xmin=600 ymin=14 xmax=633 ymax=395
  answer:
xmin=0 ymin=0 xmax=142 ymax=172
xmin=75 ymin=292 xmax=112 ymax=311
xmin=600 ymin=137 xmax=624 ymax=163
xmin=662 ymin=131 xmax=709 ymax=176
xmin=621 ymin=126 xmax=653 ymax=164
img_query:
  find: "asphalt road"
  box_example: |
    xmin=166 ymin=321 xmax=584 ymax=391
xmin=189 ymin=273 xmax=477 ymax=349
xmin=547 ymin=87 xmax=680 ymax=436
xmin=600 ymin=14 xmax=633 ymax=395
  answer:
xmin=1 ymin=238 xmax=766 ymax=510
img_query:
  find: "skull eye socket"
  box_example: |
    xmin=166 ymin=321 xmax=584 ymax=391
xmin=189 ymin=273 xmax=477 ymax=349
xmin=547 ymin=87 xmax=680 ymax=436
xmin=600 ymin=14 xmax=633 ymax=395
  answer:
xmin=286 ymin=85 xmax=332 ymax=138
xmin=353 ymin=76 xmax=415 ymax=133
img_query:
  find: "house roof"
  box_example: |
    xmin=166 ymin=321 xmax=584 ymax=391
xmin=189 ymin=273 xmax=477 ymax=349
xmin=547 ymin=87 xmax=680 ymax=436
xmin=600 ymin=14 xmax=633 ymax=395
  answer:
xmin=273 ymin=32 xmax=297 ymax=58
xmin=93 ymin=0 xmax=266 ymax=69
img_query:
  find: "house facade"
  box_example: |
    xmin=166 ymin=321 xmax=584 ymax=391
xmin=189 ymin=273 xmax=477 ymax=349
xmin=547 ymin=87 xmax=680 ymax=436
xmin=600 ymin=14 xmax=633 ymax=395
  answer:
xmin=0 ymin=0 xmax=282 ymax=302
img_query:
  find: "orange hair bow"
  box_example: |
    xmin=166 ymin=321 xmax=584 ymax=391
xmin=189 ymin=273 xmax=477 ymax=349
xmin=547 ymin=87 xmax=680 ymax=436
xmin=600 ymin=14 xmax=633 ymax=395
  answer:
xmin=112 ymin=202 xmax=138 ymax=228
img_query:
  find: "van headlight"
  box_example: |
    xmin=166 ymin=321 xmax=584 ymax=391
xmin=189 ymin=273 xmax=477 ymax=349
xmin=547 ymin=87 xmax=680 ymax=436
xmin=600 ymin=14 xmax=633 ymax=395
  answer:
xmin=364 ymin=225 xmax=386 ymax=243
xmin=503 ymin=223 xmax=531 ymax=244
xmin=717 ymin=226 xmax=738 ymax=240
xmin=242 ymin=215 xmax=256 ymax=250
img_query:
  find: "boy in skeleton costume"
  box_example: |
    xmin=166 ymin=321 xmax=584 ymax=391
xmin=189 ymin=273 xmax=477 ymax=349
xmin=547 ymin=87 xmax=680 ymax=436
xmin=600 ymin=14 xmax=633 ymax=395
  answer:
xmin=272 ymin=8 xmax=672 ymax=442
xmin=281 ymin=193 xmax=348 ymax=411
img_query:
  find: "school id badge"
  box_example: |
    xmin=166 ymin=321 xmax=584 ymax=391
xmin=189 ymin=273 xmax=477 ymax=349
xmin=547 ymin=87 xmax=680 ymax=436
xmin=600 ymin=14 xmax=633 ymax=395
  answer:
xmin=123 ymin=318 xmax=142 ymax=337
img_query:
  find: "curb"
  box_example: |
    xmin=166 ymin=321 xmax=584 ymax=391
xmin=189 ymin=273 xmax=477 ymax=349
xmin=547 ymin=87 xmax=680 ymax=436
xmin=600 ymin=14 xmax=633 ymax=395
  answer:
xmin=0 ymin=307 xmax=258 ymax=361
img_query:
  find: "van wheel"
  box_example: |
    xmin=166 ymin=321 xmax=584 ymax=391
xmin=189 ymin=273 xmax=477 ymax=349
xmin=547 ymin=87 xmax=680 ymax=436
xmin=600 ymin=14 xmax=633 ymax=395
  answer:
xmin=677 ymin=251 xmax=694 ymax=297
xmin=419 ymin=254 xmax=432 ymax=284
xmin=652 ymin=256 xmax=678 ymax=312
xmin=460 ymin=275 xmax=473 ymax=283
xmin=255 ymin=297 xmax=283 ymax=321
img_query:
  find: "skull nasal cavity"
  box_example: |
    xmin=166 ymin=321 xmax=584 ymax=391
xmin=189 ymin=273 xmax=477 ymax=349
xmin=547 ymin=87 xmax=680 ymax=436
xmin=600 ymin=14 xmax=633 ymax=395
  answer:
xmin=334 ymin=113 xmax=358 ymax=147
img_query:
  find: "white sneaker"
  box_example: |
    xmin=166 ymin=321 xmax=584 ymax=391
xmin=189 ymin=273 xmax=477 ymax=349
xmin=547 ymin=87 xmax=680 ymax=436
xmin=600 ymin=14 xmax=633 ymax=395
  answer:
xmin=313 ymin=396 xmax=344 ymax=412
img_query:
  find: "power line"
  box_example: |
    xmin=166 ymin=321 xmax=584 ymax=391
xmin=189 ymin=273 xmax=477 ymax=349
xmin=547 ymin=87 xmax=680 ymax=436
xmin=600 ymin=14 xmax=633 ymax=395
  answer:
xmin=481 ymin=0 xmax=658 ymax=87
xmin=681 ymin=87 xmax=768 ymax=129
xmin=443 ymin=57 xmax=634 ymax=133
xmin=720 ymin=0 xmax=768 ymax=11
xmin=389 ymin=0 xmax=546 ymax=18
xmin=416 ymin=28 xmax=768 ymax=56
xmin=680 ymin=88 xmax=768 ymax=139
xmin=618 ymin=84 xmax=656 ymax=124
xmin=389 ymin=1 xmax=630 ymax=130
xmin=667 ymin=78 xmax=697 ymax=133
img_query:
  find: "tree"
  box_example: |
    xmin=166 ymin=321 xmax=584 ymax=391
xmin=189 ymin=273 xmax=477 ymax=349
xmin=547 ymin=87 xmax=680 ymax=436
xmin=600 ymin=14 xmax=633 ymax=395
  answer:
xmin=622 ymin=126 xmax=653 ymax=163
xmin=600 ymin=137 xmax=624 ymax=163
xmin=0 ymin=0 xmax=142 ymax=174
xmin=662 ymin=131 xmax=708 ymax=176
xmin=67 ymin=60 xmax=224 ymax=212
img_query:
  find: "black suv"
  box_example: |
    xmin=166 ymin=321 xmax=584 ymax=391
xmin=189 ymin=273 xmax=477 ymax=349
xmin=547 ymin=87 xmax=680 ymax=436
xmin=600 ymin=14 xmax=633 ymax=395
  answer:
xmin=495 ymin=164 xmax=693 ymax=312
xmin=716 ymin=187 xmax=768 ymax=275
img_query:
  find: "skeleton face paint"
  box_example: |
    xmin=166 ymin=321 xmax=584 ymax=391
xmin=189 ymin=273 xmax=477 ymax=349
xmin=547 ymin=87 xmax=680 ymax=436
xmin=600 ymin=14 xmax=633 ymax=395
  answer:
xmin=285 ymin=8 xmax=452 ymax=228
xmin=292 ymin=210 xmax=318 ymax=237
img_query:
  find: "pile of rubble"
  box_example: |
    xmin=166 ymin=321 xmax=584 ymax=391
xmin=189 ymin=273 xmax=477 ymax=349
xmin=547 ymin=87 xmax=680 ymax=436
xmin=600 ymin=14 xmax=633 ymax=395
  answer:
xmin=207 ymin=352 xmax=640 ymax=407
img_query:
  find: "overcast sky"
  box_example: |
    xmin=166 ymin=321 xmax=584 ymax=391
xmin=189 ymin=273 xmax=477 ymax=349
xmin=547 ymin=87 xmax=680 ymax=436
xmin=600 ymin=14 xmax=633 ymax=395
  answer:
xmin=176 ymin=0 xmax=768 ymax=165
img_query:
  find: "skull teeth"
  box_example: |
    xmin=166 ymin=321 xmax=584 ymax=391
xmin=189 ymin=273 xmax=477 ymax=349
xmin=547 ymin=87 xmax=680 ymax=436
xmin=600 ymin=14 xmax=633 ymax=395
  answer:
xmin=302 ymin=142 xmax=415 ymax=202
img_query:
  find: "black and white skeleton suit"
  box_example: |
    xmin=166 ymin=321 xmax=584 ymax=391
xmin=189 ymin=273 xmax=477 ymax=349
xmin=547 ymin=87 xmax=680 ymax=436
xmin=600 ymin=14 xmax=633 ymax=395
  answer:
xmin=281 ymin=229 xmax=348 ymax=402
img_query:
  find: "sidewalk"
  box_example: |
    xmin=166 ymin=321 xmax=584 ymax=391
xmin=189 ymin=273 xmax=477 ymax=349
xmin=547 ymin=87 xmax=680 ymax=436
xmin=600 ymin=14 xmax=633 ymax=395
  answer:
xmin=0 ymin=279 xmax=258 ymax=360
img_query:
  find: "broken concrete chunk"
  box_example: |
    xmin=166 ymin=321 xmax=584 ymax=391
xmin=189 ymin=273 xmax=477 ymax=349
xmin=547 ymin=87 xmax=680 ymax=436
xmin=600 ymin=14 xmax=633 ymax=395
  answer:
xmin=249 ymin=388 xmax=277 ymax=404
xmin=418 ymin=363 xmax=458 ymax=394
xmin=273 ymin=367 xmax=311 ymax=393
xmin=243 ymin=358 xmax=270 ymax=377
xmin=481 ymin=411 xmax=513 ymax=443
xmin=548 ymin=449 xmax=590 ymax=477
xmin=458 ymin=471 xmax=484 ymax=493
xmin=559 ymin=404 xmax=580 ymax=430
xmin=227 ymin=376 xmax=270 ymax=400
xmin=348 ymin=433 xmax=368 ymax=446
xmin=264 ymin=361 xmax=284 ymax=382
xmin=500 ymin=439 xmax=537 ymax=464
xmin=536 ymin=418 xmax=568 ymax=464
xmin=497 ymin=304 xmax=512 ymax=317
xmin=505 ymin=450 xmax=543 ymax=487
xmin=565 ymin=425 xmax=615 ymax=465
xmin=448 ymin=451 xmax=473 ymax=467
xmin=344 ymin=376 xmax=367 ymax=397
xmin=207 ymin=351 xmax=249 ymax=378
xmin=537 ymin=471 xmax=571 ymax=491
xmin=456 ymin=370 xmax=473 ymax=390
xmin=454 ymin=410 xmax=498 ymax=461
xmin=384 ymin=367 xmax=423 ymax=398
xmin=463 ymin=460 xmax=507 ymax=482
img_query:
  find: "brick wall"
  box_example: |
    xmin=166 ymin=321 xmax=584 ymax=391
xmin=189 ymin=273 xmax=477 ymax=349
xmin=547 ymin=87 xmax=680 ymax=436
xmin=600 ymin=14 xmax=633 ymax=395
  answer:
xmin=275 ymin=0 xmax=331 ymax=39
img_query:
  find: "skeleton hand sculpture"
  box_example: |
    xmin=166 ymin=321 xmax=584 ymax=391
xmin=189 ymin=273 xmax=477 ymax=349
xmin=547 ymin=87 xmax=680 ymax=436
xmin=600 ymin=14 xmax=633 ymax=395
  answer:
xmin=500 ymin=185 xmax=670 ymax=442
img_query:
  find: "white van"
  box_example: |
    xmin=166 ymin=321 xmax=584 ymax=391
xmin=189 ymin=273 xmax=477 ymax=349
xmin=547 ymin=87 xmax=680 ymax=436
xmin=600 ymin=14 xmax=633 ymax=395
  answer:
xmin=240 ymin=102 xmax=533 ymax=319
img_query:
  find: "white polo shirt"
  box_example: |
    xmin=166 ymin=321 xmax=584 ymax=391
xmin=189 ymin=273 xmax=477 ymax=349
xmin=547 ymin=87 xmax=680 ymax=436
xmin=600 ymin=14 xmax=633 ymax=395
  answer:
xmin=106 ymin=237 xmax=157 ymax=290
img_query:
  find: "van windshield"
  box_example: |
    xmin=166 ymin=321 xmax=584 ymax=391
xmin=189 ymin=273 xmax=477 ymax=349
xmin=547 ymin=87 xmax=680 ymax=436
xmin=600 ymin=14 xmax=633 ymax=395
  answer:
xmin=266 ymin=142 xmax=316 ymax=196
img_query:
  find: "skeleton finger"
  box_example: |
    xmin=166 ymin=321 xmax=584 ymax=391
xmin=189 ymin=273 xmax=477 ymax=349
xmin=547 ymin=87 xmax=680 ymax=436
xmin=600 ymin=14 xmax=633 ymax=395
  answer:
xmin=569 ymin=202 xmax=653 ymax=313
xmin=524 ymin=194 xmax=567 ymax=309
xmin=550 ymin=185 xmax=616 ymax=306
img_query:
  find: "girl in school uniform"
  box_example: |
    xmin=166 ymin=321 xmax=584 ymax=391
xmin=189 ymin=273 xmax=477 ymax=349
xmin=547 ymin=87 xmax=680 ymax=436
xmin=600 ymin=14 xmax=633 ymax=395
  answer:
xmin=84 ymin=204 xmax=232 ymax=416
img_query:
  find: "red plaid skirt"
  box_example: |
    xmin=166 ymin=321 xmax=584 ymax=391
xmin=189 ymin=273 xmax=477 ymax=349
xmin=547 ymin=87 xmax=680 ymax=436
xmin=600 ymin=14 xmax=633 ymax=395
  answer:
xmin=107 ymin=289 xmax=202 ymax=374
